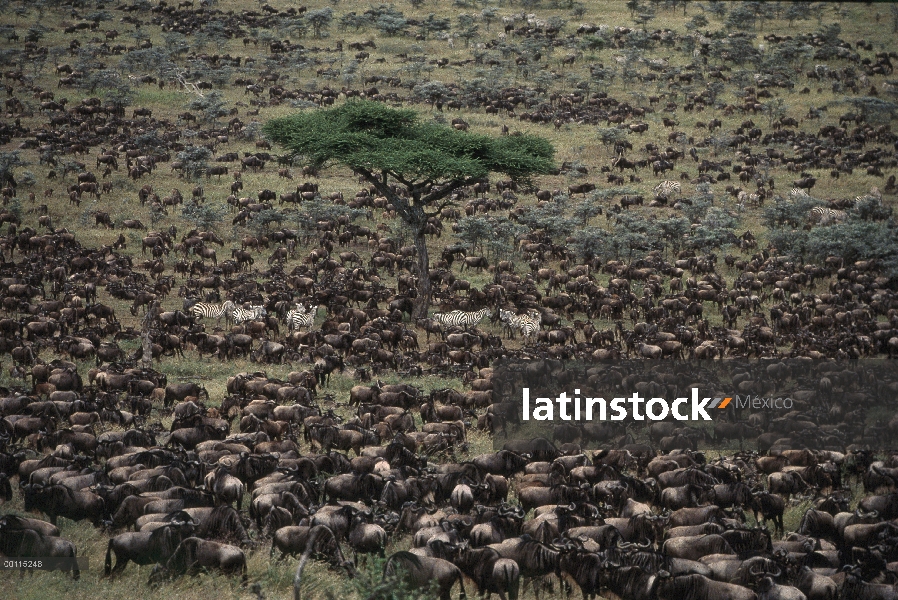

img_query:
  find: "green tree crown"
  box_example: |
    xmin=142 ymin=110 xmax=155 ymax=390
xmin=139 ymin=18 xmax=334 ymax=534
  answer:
xmin=263 ymin=100 xmax=555 ymax=184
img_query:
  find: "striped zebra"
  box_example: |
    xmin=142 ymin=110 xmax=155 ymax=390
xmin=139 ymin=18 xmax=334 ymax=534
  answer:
xmin=498 ymin=309 xmax=523 ymax=339
xmin=286 ymin=305 xmax=318 ymax=331
xmin=232 ymin=304 xmax=267 ymax=324
xmin=789 ymin=188 xmax=810 ymax=199
xmin=808 ymin=206 xmax=847 ymax=226
xmin=736 ymin=190 xmax=762 ymax=210
xmin=653 ymin=180 xmax=681 ymax=199
xmin=433 ymin=307 xmax=491 ymax=329
xmin=520 ymin=309 xmax=542 ymax=343
xmin=190 ymin=300 xmax=236 ymax=326
xmin=498 ymin=308 xmax=542 ymax=342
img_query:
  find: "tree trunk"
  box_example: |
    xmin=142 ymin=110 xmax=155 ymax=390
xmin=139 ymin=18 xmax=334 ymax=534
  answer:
xmin=411 ymin=226 xmax=432 ymax=320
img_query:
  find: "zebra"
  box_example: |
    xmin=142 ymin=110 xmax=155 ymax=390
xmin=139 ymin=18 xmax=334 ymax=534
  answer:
xmin=232 ymin=304 xmax=267 ymax=324
xmin=190 ymin=300 xmax=236 ymax=327
xmin=519 ymin=319 xmax=541 ymax=344
xmin=808 ymin=206 xmax=847 ymax=226
xmin=789 ymin=188 xmax=810 ymax=199
xmin=498 ymin=308 xmax=542 ymax=342
xmin=432 ymin=307 xmax=490 ymax=329
xmin=520 ymin=309 xmax=542 ymax=343
xmin=286 ymin=305 xmax=318 ymax=331
xmin=736 ymin=190 xmax=762 ymax=211
xmin=497 ymin=308 xmax=524 ymax=339
xmin=653 ymin=180 xmax=681 ymax=199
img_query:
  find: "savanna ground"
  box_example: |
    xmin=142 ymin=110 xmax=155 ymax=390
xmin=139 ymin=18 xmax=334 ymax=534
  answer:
xmin=1 ymin=0 xmax=897 ymax=597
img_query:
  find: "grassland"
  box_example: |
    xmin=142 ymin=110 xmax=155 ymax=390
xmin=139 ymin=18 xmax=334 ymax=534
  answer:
xmin=0 ymin=0 xmax=897 ymax=598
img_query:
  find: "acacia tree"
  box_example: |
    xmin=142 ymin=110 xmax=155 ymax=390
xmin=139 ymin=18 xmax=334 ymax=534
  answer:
xmin=264 ymin=100 xmax=555 ymax=317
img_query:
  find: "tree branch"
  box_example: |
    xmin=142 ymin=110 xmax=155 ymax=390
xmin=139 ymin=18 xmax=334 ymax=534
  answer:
xmin=420 ymin=177 xmax=480 ymax=205
xmin=423 ymin=198 xmax=457 ymax=220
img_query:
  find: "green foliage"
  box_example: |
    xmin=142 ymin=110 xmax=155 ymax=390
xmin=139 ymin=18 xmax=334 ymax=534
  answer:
xmin=706 ymin=0 xmax=727 ymax=18
xmin=264 ymin=101 xmax=555 ymax=187
xmin=186 ymin=59 xmax=232 ymax=87
xmin=633 ymin=10 xmax=655 ymax=28
xmin=454 ymin=215 xmax=524 ymax=258
xmin=802 ymin=221 xmax=898 ymax=277
xmin=78 ymin=69 xmax=128 ymax=96
xmin=294 ymin=198 xmax=366 ymax=226
xmin=760 ymin=98 xmax=789 ymax=127
xmin=785 ymin=2 xmax=812 ymax=26
xmin=456 ymin=14 xmax=480 ymax=47
xmin=763 ymin=39 xmax=814 ymax=70
xmin=685 ymin=13 xmax=708 ymax=31
xmin=176 ymin=146 xmax=213 ymax=181
xmin=687 ymin=206 xmax=739 ymax=251
xmin=340 ymin=11 xmax=369 ymax=31
xmin=816 ymin=22 xmax=842 ymax=46
xmin=721 ymin=36 xmax=760 ymax=66
xmin=841 ymin=97 xmax=898 ymax=126
xmin=851 ymin=197 xmax=893 ymax=222
xmin=0 ymin=151 xmax=25 ymax=187
xmin=6 ymin=197 xmax=22 ymax=221
xmin=306 ymin=7 xmax=334 ymax=38
xmin=163 ymin=31 xmax=190 ymax=57
xmin=762 ymin=196 xmax=822 ymax=229
xmin=569 ymin=226 xmax=609 ymax=262
xmin=333 ymin=555 xmax=440 ymax=600
xmin=579 ymin=34 xmax=606 ymax=51
xmin=657 ymin=216 xmax=691 ymax=255
xmin=365 ymin=4 xmax=408 ymax=36
xmin=420 ymin=14 xmax=451 ymax=38
xmin=681 ymin=198 xmax=712 ymax=223
xmin=513 ymin=200 xmax=576 ymax=240
xmin=725 ymin=3 xmax=756 ymax=31
xmin=596 ymin=127 xmax=626 ymax=146
xmin=196 ymin=20 xmax=232 ymax=51
xmin=412 ymin=81 xmax=451 ymax=107
xmin=86 ymin=10 xmax=112 ymax=23
xmin=181 ymin=202 xmax=228 ymax=231
xmin=104 ymin=83 xmax=135 ymax=111
xmin=135 ymin=132 xmax=166 ymax=151
xmin=606 ymin=212 xmax=662 ymax=263
xmin=120 ymin=48 xmax=174 ymax=75
xmin=481 ymin=8 xmax=498 ymax=30
xmin=24 ymin=24 xmax=48 ymax=43
xmin=186 ymin=91 xmax=229 ymax=125
xmin=250 ymin=208 xmax=288 ymax=235
xmin=572 ymin=197 xmax=602 ymax=225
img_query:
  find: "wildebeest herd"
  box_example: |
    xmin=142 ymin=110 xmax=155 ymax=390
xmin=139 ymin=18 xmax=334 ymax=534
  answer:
xmin=1 ymin=0 xmax=898 ymax=598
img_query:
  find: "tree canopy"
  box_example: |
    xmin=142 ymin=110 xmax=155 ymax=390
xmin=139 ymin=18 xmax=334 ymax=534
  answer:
xmin=263 ymin=100 xmax=555 ymax=316
xmin=263 ymin=100 xmax=555 ymax=188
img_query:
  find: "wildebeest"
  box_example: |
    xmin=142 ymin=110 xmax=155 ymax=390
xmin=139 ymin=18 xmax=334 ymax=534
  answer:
xmin=147 ymin=537 xmax=247 ymax=585
xmin=0 ymin=526 xmax=80 ymax=579
xmin=104 ymin=520 xmax=195 ymax=578
xmin=376 ymin=552 xmax=467 ymax=600
xmin=22 ymin=483 xmax=105 ymax=526
xmin=568 ymin=183 xmax=596 ymax=196
xmin=164 ymin=383 xmax=209 ymax=408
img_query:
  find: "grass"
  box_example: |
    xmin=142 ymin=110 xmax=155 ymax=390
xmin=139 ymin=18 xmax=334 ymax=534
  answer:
xmin=1 ymin=0 xmax=897 ymax=598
